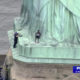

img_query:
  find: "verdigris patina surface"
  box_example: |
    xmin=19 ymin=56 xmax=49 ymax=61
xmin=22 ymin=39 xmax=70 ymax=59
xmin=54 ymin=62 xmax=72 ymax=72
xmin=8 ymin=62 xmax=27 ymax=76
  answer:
xmin=14 ymin=0 xmax=80 ymax=43
xmin=8 ymin=0 xmax=80 ymax=64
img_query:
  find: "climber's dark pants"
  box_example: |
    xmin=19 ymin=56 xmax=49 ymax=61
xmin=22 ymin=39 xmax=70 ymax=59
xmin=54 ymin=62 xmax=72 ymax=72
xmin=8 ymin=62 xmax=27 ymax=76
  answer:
xmin=35 ymin=36 xmax=40 ymax=43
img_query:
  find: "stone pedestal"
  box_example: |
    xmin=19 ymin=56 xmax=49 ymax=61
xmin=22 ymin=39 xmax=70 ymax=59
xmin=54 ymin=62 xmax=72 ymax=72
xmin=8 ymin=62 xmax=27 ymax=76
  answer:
xmin=6 ymin=49 xmax=80 ymax=80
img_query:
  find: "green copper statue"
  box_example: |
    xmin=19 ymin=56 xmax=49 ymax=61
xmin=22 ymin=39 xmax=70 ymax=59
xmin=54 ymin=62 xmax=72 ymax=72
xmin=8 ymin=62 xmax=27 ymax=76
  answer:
xmin=8 ymin=0 xmax=80 ymax=64
xmin=15 ymin=0 xmax=80 ymax=44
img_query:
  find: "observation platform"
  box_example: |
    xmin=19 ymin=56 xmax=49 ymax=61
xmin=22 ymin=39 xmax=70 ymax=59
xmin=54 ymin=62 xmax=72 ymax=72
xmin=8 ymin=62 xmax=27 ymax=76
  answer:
xmin=8 ymin=30 xmax=80 ymax=64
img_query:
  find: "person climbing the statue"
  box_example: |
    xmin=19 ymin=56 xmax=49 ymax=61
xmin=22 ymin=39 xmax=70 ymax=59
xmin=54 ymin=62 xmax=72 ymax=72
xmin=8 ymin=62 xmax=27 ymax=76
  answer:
xmin=13 ymin=32 xmax=19 ymax=48
xmin=35 ymin=30 xmax=41 ymax=43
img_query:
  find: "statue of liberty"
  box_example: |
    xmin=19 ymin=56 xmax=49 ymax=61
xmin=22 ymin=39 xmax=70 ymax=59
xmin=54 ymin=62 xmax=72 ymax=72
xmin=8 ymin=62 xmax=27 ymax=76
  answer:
xmin=7 ymin=0 xmax=80 ymax=73
xmin=15 ymin=0 xmax=80 ymax=44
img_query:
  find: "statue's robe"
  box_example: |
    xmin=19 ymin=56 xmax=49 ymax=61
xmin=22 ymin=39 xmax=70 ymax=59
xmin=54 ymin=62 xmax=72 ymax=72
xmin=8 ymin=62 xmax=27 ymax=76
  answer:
xmin=20 ymin=0 xmax=80 ymax=43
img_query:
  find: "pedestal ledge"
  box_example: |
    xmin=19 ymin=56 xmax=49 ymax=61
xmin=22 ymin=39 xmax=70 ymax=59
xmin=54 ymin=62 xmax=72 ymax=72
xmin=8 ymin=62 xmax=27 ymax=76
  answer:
xmin=7 ymin=50 xmax=80 ymax=80
xmin=8 ymin=30 xmax=80 ymax=64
